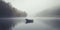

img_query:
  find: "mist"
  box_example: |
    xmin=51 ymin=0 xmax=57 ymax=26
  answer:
xmin=5 ymin=0 xmax=59 ymax=17
xmin=4 ymin=0 xmax=60 ymax=30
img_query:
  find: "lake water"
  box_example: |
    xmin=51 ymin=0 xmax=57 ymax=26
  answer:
xmin=13 ymin=18 xmax=60 ymax=30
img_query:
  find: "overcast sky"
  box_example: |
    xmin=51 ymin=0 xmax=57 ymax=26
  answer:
xmin=4 ymin=0 xmax=60 ymax=30
xmin=5 ymin=0 xmax=59 ymax=17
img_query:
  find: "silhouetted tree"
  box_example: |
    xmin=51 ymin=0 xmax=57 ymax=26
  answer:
xmin=0 ymin=0 xmax=27 ymax=30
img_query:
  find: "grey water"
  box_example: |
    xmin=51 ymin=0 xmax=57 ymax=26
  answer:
xmin=12 ymin=18 xmax=60 ymax=30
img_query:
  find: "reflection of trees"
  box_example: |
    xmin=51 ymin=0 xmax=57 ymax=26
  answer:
xmin=0 ymin=0 xmax=27 ymax=30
